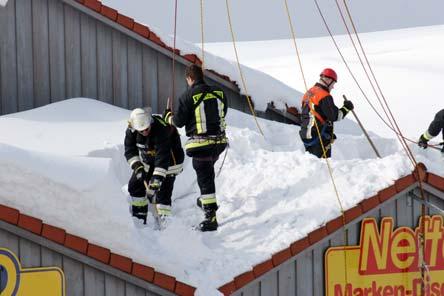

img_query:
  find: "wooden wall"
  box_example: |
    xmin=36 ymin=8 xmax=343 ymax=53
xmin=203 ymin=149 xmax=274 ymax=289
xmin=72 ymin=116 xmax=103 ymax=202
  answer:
xmin=0 ymin=222 xmax=175 ymax=296
xmin=0 ymin=0 xmax=247 ymax=115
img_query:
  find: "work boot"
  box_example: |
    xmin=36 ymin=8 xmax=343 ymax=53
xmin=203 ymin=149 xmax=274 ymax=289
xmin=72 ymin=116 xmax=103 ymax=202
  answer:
xmin=130 ymin=196 xmax=148 ymax=224
xmin=156 ymin=204 xmax=171 ymax=228
xmin=197 ymin=196 xmax=219 ymax=211
xmin=198 ymin=204 xmax=218 ymax=232
xmin=196 ymin=197 xmax=203 ymax=210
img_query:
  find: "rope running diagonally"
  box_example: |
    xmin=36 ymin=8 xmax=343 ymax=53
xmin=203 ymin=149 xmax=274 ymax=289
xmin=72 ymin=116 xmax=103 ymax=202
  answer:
xmin=224 ymin=0 xmax=265 ymax=136
xmin=283 ymin=0 xmax=350 ymax=287
xmin=336 ymin=1 xmax=429 ymax=294
xmin=312 ymin=0 xmax=416 ymax=166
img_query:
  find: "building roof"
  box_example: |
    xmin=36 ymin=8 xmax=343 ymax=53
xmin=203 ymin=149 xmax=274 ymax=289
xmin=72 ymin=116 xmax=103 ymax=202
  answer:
xmin=74 ymin=0 xmax=237 ymax=88
xmin=1 ymin=162 xmax=442 ymax=296
xmin=0 ymin=202 xmax=195 ymax=295
xmin=218 ymin=163 xmax=444 ymax=295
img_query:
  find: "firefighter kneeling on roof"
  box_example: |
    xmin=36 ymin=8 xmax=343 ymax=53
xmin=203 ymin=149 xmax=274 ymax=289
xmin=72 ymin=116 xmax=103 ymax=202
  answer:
xmin=164 ymin=65 xmax=228 ymax=232
xmin=299 ymin=68 xmax=354 ymax=158
xmin=125 ymin=108 xmax=184 ymax=225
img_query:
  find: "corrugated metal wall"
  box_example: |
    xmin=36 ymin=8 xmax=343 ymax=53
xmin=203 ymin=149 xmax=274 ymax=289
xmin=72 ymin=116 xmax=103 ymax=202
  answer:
xmin=232 ymin=184 xmax=444 ymax=296
xmin=0 ymin=0 xmax=247 ymax=116
xmin=0 ymin=221 xmax=175 ymax=296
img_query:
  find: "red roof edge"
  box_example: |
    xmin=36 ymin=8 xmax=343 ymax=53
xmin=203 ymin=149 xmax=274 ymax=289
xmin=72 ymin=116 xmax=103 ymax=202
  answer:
xmin=0 ymin=205 xmax=195 ymax=294
xmin=76 ymin=0 xmax=231 ymax=87
xmin=218 ymin=163 xmax=438 ymax=294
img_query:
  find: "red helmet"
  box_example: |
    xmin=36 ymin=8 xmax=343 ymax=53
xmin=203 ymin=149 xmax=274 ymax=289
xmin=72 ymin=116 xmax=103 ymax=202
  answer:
xmin=320 ymin=68 xmax=337 ymax=82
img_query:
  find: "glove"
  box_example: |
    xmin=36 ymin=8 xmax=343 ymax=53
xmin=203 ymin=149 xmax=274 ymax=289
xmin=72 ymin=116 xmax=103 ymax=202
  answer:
xmin=418 ymin=134 xmax=428 ymax=149
xmin=163 ymin=108 xmax=173 ymax=125
xmin=342 ymin=100 xmax=354 ymax=112
xmin=131 ymin=161 xmax=147 ymax=181
xmin=146 ymin=175 xmax=164 ymax=200
xmin=149 ymin=175 xmax=164 ymax=191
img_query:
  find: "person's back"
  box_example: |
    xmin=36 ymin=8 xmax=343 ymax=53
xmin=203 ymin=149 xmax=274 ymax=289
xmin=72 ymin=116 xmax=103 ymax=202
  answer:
xmin=165 ymin=64 xmax=228 ymax=231
xmin=174 ymin=81 xmax=227 ymax=138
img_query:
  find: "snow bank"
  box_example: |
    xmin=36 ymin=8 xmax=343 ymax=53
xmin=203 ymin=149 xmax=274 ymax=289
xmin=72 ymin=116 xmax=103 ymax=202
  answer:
xmin=1 ymin=98 xmax=440 ymax=295
xmin=204 ymin=25 xmax=444 ymax=138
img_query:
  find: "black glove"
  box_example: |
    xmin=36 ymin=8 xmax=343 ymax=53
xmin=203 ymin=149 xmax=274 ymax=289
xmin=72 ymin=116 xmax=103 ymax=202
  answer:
xmin=163 ymin=108 xmax=173 ymax=125
xmin=149 ymin=175 xmax=164 ymax=191
xmin=131 ymin=161 xmax=147 ymax=181
xmin=418 ymin=134 xmax=428 ymax=149
xmin=146 ymin=175 xmax=164 ymax=200
xmin=343 ymin=100 xmax=354 ymax=111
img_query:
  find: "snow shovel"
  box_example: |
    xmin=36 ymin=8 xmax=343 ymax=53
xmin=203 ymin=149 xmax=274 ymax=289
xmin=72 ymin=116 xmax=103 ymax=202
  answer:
xmin=343 ymin=95 xmax=381 ymax=158
xmin=143 ymin=180 xmax=162 ymax=230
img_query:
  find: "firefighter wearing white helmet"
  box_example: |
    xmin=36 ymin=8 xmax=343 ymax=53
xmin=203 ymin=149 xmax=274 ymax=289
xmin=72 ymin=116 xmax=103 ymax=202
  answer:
xmin=130 ymin=108 xmax=151 ymax=132
xmin=124 ymin=107 xmax=184 ymax=225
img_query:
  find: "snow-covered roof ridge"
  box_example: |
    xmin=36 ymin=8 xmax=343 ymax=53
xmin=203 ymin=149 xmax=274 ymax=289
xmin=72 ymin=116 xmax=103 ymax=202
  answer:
xmin=0 ymin=203 xmax=196 ymax=295
xmin=74 ymin=0 xmax=233 ymax=86
xmin=73 ymin=0 xmax=300 ymax=110
xmin=218 ymin=163 xmax=436 ymax=295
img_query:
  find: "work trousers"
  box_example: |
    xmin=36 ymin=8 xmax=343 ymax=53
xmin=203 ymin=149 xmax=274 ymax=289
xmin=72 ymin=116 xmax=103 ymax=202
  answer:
xmin=128 ymin=168 xmax=176 ymax=206
xmin=192 ymin=144 xmax=227 ymax=197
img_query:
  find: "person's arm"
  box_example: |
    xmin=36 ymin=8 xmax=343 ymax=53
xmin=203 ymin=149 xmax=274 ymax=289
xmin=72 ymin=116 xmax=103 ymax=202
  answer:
xmin=319 ymin=95 xmax=353 ymax=122
xmin=124 ymin=128 xmax=141 ymax=168
xmin=152 ymin=126 xmax=171 ymax=180
xmin=425 ymin=109 xmax=444 ymax=139
xmin=318 ymin=95 xmax=340 ymax=122
xmin=172 ymin=91 xmax=192 ymax=128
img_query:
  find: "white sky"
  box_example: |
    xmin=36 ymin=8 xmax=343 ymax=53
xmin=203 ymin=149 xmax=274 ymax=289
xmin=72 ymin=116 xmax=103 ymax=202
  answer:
xmin=102 ymin=0 xmax=444 ymax=42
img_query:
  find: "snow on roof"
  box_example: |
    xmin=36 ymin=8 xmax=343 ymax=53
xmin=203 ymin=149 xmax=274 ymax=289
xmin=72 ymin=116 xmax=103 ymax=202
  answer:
xmin=1 ymin=97 xmax=442 ymax=295
xmin=73 ymin=0 xmax=300 ymax=111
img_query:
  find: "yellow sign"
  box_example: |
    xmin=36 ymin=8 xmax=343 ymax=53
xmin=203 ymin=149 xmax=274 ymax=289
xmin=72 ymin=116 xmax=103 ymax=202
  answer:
xmin=0 ymin=248 xmax=65 ymax=296
xmin=325 ymin=215 xmax=444 ymax=296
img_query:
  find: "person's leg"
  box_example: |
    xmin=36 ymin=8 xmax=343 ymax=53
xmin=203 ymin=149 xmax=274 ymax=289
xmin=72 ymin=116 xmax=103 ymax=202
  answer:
xmin=127 ymin=172 xmax=148 ymax=222
xmin=193 ymin=157 xmax=218 ymax=231
xmin=306 ymin=139 xmax=332 ymax=158
xmin=155 ymin=175 xmax=175 ymax=217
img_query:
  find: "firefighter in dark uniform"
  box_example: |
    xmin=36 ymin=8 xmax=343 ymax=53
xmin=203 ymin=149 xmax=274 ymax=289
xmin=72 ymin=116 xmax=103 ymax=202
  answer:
xmin=164 ymin=65 xmax=228 ymax=231
xmin=418 ymin=109 xmax=444 ymax=152
xmin=125 ymin=108 xmax=184 ymax=224
xmin=299 ymin=68 xmax=354 ymax=158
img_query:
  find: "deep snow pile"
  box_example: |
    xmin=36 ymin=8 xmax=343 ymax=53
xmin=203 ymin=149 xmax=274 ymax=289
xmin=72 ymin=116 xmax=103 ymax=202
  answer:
xmin=0 ymin=98 xmax=441 ymax=295
xmin=204 ymin=25 xmax=444 ymax=138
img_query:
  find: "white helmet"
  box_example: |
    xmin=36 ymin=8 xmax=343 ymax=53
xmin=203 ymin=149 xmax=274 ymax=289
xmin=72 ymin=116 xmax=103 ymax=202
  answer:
xmin=130 ymin=108 xmax=151 ymax=131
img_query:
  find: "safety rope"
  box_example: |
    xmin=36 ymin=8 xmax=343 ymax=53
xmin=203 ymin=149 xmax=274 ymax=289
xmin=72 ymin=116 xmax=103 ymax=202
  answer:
xmin=283 ymin=0 xmax=308 ymax=91
xmin=313 ymin=0 xmax=439 ymax=157
xmin=200 ymin=0 xmax=205 ymax=69
xmin=336 ymin=1 xmax=429 ymax=293
xmin=170 ymin=0 xmax=178 ymax=110
xmin=332 ymin=0 xmax=416 ymax=165
xmin=283 ymin=0 xmax=350 ymax=286
xmin=224 ymin=0 xmax=265 ymax=136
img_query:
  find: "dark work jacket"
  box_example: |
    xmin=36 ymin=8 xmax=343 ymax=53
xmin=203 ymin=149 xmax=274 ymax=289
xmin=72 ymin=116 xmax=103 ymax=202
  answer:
xmin=427 ymin=109 xmax=444 ymax=138
xmin=173 ymin=80 xmax=228 ymax=137
xmin=299 ymin=83 xmax=346 ymax=140
xmin=124 ymin=115 xmax=184 ymax=176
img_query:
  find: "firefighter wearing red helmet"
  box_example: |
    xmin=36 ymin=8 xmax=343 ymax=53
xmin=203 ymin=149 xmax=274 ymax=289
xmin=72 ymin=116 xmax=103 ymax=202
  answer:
xmin=299 ymin=68 xmax=354 ymax=158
